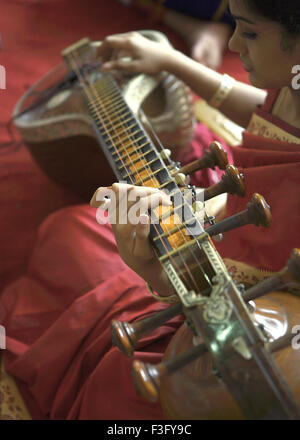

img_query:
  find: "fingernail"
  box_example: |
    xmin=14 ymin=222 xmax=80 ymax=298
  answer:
xmin=90 ymin=187 xmax=111 ymax=207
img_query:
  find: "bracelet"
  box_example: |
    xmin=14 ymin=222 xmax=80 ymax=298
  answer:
xmin=208 ymin=74 xmax=236 ymax=109
xmin=146 ymin=283 xmax=180 ymax=304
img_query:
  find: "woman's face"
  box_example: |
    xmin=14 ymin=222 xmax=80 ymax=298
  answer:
xmin=228 ymin=0 xmax=300 ymax=90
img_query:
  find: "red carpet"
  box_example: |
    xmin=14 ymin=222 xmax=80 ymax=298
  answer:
xmin=0 ymin=0 xmax=247 ymax=294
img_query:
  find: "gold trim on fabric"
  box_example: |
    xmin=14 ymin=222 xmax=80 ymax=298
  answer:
xmin=224 ymin=258 xmax=300 ymax=296
xmin=247 ymin=113 xmax=300 ymax=145
xmin=0 ymin=354 xmax=32 ymax=420
xmin=223 ymin=258 xmax=274 ymax=287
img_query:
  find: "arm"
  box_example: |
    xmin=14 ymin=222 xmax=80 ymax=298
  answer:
xmin=98 ymin=32 xmax=267 ymax=128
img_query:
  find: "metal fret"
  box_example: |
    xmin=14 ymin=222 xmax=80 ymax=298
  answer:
xmin=159 ymin=233 xmax=208 ymax=263
xmin=133 ymin=166 xmax=167 ymax=186
xmin=153 ymin=218 xmax=198 ymax=241
xmin=93 ymin=115 xmax=135 ymax=132
xmin=118 ymin=153 xmax=158 ymax=171
xmin=120 ymin=157 xmax=161 ymax=178
xmin=89 ymin=103 xmax=129 ymax=124
xmin=110 ymin=136 xmax=148 ymax=155
xmin=99 ymin=123 xmax=139 ymax=140
xmin=88 ymin=90 xmax=122 ymax=108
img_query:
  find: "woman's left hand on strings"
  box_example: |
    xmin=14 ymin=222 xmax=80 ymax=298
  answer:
xmin=90 ymin=183 xmax=175 ymax=296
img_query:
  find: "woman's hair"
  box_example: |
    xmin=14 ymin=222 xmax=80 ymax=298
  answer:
xmin=244 ymin=0 xmax=300 ymax=37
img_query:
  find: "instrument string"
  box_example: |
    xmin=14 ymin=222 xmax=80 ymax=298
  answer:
xmin=95 ymin=75 xmax=213 ymax=290
xmin=68 ymin=51 xmax=212 ymax=292
xmin=76 ymin=53 xmax=213 ymax=292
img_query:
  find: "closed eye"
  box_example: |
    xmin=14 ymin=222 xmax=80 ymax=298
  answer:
xmin=241 ymin=32 xmax=258 ymax=40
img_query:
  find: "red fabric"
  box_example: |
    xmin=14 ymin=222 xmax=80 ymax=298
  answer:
xmin=2 ymin=206 xmax=182 ymax=420
xmin=0 ymin=0 xmax=247 ymax=294
xmin=2 ymin=108 xmax=300 ymax=419
xmin=1 ymin=123 xmax=226 ymax=420
xmin=216 ymin=133 xmax=300 ymax=271
xmin=0 ymin=0 xmax=274 ymax=421
xmin=216 ymin=92 xmax=300 ymax=271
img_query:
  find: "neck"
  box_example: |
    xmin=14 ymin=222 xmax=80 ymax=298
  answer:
xmin=273 ymin=86 xmax=300 ymax=130
xmin=288 ymin=86 xmax=300 ymax=120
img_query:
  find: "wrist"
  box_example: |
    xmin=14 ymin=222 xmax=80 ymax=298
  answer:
xmin=146 ymin=283 xmax=180 ymax=304
xmin=162 ymin=47 xmax=186 ymax=74
xmin=137 ymin=263 xmax=175 ymax=298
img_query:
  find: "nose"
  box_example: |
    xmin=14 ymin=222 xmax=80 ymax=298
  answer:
xmin=228 ymin=27 xmax=247 ymax=55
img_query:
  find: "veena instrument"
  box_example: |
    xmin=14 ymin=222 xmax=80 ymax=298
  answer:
xmin=13 ymin=31 xmax=194 ymax=201
xmin=13 ymin=33 xmax=300 ymax=420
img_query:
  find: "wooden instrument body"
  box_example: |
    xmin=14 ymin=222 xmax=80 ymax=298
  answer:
xmin=161 ymin=292 xmax=300 ymax=419
xmin=13 ymin=34 xmax=300 ymax=419
xmin=13 ymin=33 xmax=194 ymax=200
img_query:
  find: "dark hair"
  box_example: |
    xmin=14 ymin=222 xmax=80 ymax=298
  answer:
xmin=244 ymin=0 xmax=300 ymax=37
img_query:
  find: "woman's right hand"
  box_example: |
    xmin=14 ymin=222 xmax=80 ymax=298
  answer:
xmin=98 ymin=31 xmax=175 ymax=75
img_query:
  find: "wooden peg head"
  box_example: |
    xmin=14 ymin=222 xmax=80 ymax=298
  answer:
xmin=132 ymin=360 xmax=161 ymax=402
xmin=176 ymin=142 xmax=228 ymax=177
xmin=111 ymin=320 xmax=137 ymax=357
xmin=247 ymin=193 xmax=272 ymax=228
xmin=222 ymin=165 xmax=246 ymax=197
xmin=209 ymin=141 xmax=228 ymax=170
xmin=287 ymin=249 xmax=300 ymax=284
xmin=243 ymin=248 xmax=300 ymax=302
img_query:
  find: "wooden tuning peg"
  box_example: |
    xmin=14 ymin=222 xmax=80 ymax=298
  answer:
xmin=160 ymin=149 xmax=172 ymax=161
xmin=132 ymin=343 xmax=208 ymax=402
xmin=111 ymin=303 xmax=183 ymax=357
xmin=268 ymin=332 xmax=297 ymax=353
xmin=243 ymin=249 xmax=300 ymax=303
xmin=203 ymin=164 xmax=246 ymax=201
xmin=206 ymin=193 xmax=272 ymax=237
xmin=176 ymin=141 xmax=228 ymax=176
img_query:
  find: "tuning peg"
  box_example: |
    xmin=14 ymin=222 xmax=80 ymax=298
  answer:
xmin=176 ymin=141 xmax=228 ymax=176
xmin=268 ymin=332 xmax=296 ymax=353
xmin=174 ymin=172 xmax=190 ymax=186
xmin=111 ymin=303 xmax=183 ymax=357
xmin=170 ymin=142 xmax=228 ymax=187
xmin=202 ymin=165 xmax=246 ymax=201
xmin=243 ymin=249 xmax=300 ymax=303
xmin=205 ymin=193 xmax=271 ymax=237
xmin=160 ymin=149 xmax=172 ymax=161
xmin=132 ymin=343 xmax=208 ymax=402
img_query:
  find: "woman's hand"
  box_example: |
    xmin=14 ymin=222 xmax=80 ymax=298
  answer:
xmin=98 ymin=31 xmax=175 ymax=75
xmin=90 ymin=183 xmax=175 ymax=296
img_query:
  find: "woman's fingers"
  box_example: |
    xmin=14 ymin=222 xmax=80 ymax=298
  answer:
xmin=90 ymin=186 xmax=113 ymax=208
xmin=98 ymin=32 xmax=142 ymax=62
xmin=131 ymin=214 xmax=154 ymax=260
xmin=90 ymin=183 xmax=172 ymax=224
